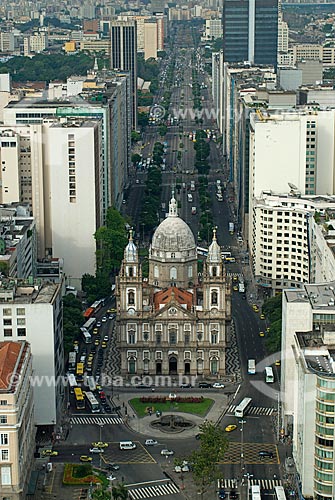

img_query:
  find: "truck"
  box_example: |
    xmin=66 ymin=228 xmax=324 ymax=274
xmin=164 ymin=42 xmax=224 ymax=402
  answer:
xmin=190 ymin=181 xmax=195 ymax=192
xmin=238 ymin=282 xmax=245 ymax=293
xmin=229 ymin=222 xmax=234 ymax=234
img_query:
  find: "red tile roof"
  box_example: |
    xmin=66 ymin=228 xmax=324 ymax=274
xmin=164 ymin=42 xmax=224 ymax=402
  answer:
xmin=0 ymin=342 xmax=22 ymax=390
xmin=154 ymin=286 xmax=193 ymax=311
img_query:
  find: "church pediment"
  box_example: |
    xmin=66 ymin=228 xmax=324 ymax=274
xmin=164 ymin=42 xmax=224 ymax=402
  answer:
xmin=153 ymin=300 xmax=195 ymax=320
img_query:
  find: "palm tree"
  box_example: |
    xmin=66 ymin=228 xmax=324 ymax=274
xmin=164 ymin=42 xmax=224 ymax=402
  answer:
xmin=111 ymin=483 xmax=129 ymax=500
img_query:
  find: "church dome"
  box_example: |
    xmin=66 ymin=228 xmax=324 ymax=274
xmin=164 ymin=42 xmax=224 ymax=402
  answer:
xmin=151 ymin=193 xmax=196 ymax=253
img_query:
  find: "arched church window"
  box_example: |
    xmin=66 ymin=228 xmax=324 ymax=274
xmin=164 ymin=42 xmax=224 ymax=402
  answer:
xmin=170 ymin=267 xmax=177 ymax=280
xmin=212 ymin=266 xmax=217 ymax=277
xmin=211 ymin=291 xmax=218 ymax=305
xmin=128 ymin=331 xmax=135 ymax=344
xmin=128 ymin=291 xmax=135 ymax=305
xmin=154 ymin=265 xmax=159 ymax=278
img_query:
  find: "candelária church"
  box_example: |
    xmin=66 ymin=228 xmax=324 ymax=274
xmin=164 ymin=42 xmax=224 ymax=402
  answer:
xmin=115 ymin=193 xmax=231 ymax=377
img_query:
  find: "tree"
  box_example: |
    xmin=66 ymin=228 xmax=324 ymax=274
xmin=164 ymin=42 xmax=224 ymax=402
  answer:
xmin=131 ymin=153 xmax=141 ymax=164
xmin=131 ymin=131 xmax=141 ymax=143
xmin=62 ymin=294 xmax=83 ymax=352
xmin=111 ymin=483 xmax=129 ymax=500
xmin=188 ymin=421 xmax=228 ymax=500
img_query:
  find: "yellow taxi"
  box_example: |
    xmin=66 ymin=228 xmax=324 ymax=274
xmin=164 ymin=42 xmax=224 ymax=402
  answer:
xmin=94 ymin=339 xmax=100 ymax=346
xmin=92 ymin=442 xmax=109 ymax=448
xmin=93 ymin=328 xmax=99 ymax=335
xmin=101 ymin=342 xmax=107 ymax=349
xmin=42 ymin=450 xmax=58 ymax=457
xmin=260 ymin=313 xmax=265 ymax=320
xmin=233 ymin=276 xmax=238 ymax=282
xmin=225 ymin=425 xmax=237 ymax=432
xmin=233 ymin=285 xmax=238 ymax=292
xmin=259 ymin=331 xmax=265 ymax=337
xmin=252 ymin=304 xmax=259 ymax=312
xmin=275 ymin=360 xmax=281 ymax=366
xmin=80 ymin=455 xmax=92 ymax=462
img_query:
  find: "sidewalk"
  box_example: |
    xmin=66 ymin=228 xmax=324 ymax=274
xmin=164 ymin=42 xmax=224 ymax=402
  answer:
xmin=110 ymin=391 xmax=231 ymax=438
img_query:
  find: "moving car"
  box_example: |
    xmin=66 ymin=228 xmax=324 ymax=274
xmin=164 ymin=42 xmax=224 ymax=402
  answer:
xmin=218 ymin=489 xmax=226 ymax=499
xmin=225 ymin=425 xmax=237 ymax=432
xmin=80 ymin=455 xmax=92 ymax=462
xmin=107 ymin=464 xmax=120 ymax=471
xmin=275 ymin=359 xmax=281 ymax=366
xmin=175 ymin=461 xmax=190 ymax=473
xmin=145 ymin=439 xmax=158 ymax=446
xmin=252 ymin=304 xmax=259 ymax=312
xmin=41 ymin=450 xmax=58 ymax=457
xmin=180 ymin=383 xmax=192 ymax=388
xmin=161 ymin=449 xmax=174 ymax=456
xmin=107 ymin=475 xmax=117 ymax=481
xmin=198 ymin=382 xmax=212 ymax=388
xmin=260 ymin=313 xmax=265 ymax=320
xmin=258 ymin=450 xmax=274 ymax=458
xmin=259 ymin=331 xmax=265 ymax=337
xmin=213 ymin=383 xmax=225 ymax=389
xmin=92 ymin=442 xmax=108 ymax=448
xmin=90 ymin=447 xmax=105 ymax=454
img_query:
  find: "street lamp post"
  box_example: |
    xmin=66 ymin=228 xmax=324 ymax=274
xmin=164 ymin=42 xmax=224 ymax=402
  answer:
xmin=98 ymin=424 xmax=104 ymax=469
xmin=239 ymin=420 xmax=246 ymax=476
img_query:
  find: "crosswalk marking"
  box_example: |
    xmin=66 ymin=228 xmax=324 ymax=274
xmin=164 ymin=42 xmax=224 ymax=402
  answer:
xmin=128 ymin=482 xmax=179 ymax=499
xmin=70 ymin=416 xmax=123 ymax=425
xmin=218 ymin=479 xmax=282 ymax=490
xmin=226 ymin=405 xmax=275 ymax=416
xmin=226 ymin=272 xmax=243 ymax=278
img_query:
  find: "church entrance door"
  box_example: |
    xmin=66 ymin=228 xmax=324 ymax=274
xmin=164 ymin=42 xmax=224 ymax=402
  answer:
xmin=184 ymin=362 xmax=190 ymax=375
xmin=156 ymin=362 xmax=162 ymax=375
xmin=169 ymin=356 xmax=177 ymax=375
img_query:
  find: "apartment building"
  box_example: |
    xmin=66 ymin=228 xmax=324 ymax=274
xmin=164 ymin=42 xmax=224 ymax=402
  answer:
xmin=23 ymin=32 xmax=48 ymax=56
xmin=203 ymin=18 xmax=222 ymax=40
xmin=0 ymin=279 xmax=63 ymax=425
xmin=0 ymin=341 xmax=35 ymax=499
xmin=278 ymin=18 xmax=288 ymax=54
xmin=282 ymin=285 xmax=335 ymax=500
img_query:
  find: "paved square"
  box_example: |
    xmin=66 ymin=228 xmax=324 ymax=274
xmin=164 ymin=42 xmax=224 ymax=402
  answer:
xmin=102 ymin=442 xmax=156 ymax=464
xmin=218 ymin=442 xmax=279 ymax=464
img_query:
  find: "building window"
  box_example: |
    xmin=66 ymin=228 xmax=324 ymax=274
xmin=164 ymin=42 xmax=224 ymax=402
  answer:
xmin=170 ymin=267 xmax=177 ymax=280
xmin=3 ymin=319 xmax=11 ymax=326
xmin=3 ymin=330 xmax=12 ymax=337
xmin=188 ymin=265 xmax=193 ymax=278
xmin=185 ymin=334 xmax=190 ymax=345
xmin=156 ymin=334 xmax=161 ymax=345
xmin=128 ymin=331 xmax=135 ymax=344
xmin=0 ymin=417 xmax=7 ymax=424
xmin=1 ymin=466 xmax=11 ymax=486
xmin=171 ymin=253 xmax=175 ymax=258
xmin=0 ymin=402 xmax=7 ymax=407
xmin=0 ymin=450 xmax=8 ymax=462
xmin=0 ymin=435 xmax=8 ymax=446
xmin=16 ymin=308 xmax=25 ymax=315
xmin=128 ymin=267 xmax=133 ymax=277
xmin=128 ymin=291 xmax=135 ymax=305
xmin=17 ymin=318 xmax=25 ymax=326
xmin=154 ymin=265 xmax=159 ymax=278
xmin=169 ymin=331 xmax=177 ymax=345
xmin=211 ymin=332 xmax=218 ymax=344
xmin=212 ymin=267 xmax=217 ymax=277
xmin=2 ymin=309 xmax=11 ymax=316
xmin=211 ymin=291 xmax=218 ymax=305
xmin=17 ymin=328 xmax=26 ymax=337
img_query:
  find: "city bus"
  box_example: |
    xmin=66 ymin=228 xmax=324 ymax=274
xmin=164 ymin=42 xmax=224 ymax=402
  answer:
xmin=87 ymin=376 xmax=96 ymax=392
xmin=76 ymin=362 xmax=84 ymax=383
xmin=85 ymin=391 xmax=101 ymax=413
xmin=274 ymin=486 xmax=287 ymax=500
xmin=68 ymin=351 xmax=77 ymax=373
xmin=67 ymin=373 xmax=78 ymax=394
xmin=82 ymin=317 xmax=96 ymax=331
xmin=235 ymin=397 xmax=252 ymax=418
xmin=251 ymin=485 xmax=261 ymax=500
xmin=248 ymin=359 xmax=256 ymax=375
xmin=74 ymin=387 xmax=85 ymax=410
xmin=80 ymin=328 xmax=92 ymax=344
xmin=265 ymin=366 xmax=274 ymax=383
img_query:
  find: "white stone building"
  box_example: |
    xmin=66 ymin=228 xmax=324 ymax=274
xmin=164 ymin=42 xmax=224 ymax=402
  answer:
xmin=116 ymin=195 xmax=231 ymax=377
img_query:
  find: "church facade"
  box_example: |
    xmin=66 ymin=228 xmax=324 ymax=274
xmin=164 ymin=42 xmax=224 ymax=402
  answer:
xmin=115 ymin=194 xmax=231 ymax=377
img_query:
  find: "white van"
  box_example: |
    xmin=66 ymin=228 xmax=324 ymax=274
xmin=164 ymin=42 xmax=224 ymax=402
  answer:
xmin=187 ymin=194 xmax=193 ymax=203
xmin=119 ymin=441 xmax=136 ymax=450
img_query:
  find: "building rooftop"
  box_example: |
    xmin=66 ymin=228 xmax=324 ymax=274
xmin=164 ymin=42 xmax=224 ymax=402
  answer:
xmin=0 ymin=341 xmax=25 ymax=391
xmin=0 ymin=279 xmax=60 ymax=304
xmin=154 ymin=286 xmax=193 ymax=311
xmin=285 ymin=282 xmax=335 ymax=310
xmin=296 ymin=330 xmax=335 ymax=375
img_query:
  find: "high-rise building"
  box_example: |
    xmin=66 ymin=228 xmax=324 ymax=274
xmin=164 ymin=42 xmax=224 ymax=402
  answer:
xmin=0 ymin=279 xmax=64 ymax=425
xmin=111 ymin=20 xmax=137 ymax=129
xmin=0 ymin=341 xmax=36 ymax=499
xmin=223 ymin=0 xmax=278 ymax=67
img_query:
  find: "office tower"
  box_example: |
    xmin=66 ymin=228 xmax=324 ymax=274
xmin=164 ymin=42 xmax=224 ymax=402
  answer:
xmin=111 ymin=20 xmax=137 ymax=129
xmin=0 ymin=341 xmax=36 ymax=499
xmin=223 ymin=0 xmax=278 ymax=67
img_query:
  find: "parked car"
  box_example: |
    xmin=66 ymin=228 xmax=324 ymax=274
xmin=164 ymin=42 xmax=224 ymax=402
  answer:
xmin=258 ymin=450 xmax=274 ymax=458
xmin=218 ymin=489 xmax=226 ymax=499
xmin=80 ymin=455 xmax=92 ymax=462
xmin=90 ymin=448 xmax=105 ymax=454
xmin=213 ymin=383 xmax=225 ymax=389
xmin=180 ymin=383 xmax=192 ymax=388
xmin=198 ymin=382 xmax=212 ymax=389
